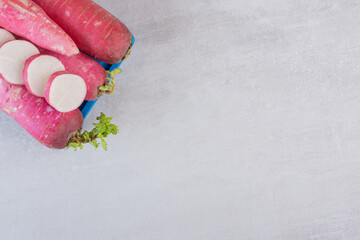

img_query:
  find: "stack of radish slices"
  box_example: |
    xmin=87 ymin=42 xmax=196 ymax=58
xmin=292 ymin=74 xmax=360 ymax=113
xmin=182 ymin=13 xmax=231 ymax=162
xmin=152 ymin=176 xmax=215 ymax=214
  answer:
xmin=0 ymin=29 xmax=87 ymax=113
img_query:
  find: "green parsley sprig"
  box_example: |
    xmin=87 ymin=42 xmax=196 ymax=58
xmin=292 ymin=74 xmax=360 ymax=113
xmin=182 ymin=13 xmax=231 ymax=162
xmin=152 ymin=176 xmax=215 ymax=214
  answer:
xmin=67 ymin=112 xmax=119 ymax=151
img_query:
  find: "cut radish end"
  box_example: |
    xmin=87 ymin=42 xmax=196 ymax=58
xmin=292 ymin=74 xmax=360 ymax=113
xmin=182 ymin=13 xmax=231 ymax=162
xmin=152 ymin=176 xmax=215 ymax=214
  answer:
xmin=23 ymin=54 xmax=65 ymax=97
xmin=45 ymin=71 xmax=87 ymax=113
xmin=0 ymin=29 xmax=15 ymax=46
xmin=0 ymin=40 xmax=39 ymax=85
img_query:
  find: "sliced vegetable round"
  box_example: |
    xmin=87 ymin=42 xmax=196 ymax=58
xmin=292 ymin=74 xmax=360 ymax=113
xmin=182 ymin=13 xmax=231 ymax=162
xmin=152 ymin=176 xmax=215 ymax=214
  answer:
xmin=0 ymin=40 xmax=39 ymax=85
xmin=23 ymin=54 xmax=65 ymax=97
xmin=45 ymin=71 xmax=87 ymax=113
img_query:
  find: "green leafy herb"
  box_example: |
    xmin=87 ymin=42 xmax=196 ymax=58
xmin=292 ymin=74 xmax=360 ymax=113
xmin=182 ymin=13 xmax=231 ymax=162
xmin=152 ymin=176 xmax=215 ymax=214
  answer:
xmin=67 ymin=112 xmax=119 ymax=151
xmin=98 ymin=68 xmax=122 ymax=96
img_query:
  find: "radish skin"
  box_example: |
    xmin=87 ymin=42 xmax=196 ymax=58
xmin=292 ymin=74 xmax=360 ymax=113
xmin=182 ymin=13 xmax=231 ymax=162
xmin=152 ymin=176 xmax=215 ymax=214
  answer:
xmin=0 ymin=29 xmax=15 ymax=46
xmin=0 ymin=40 xmax=39 ymax=85
xmin=23 ymin=54 xmax=65 ymax=97
xmin=33 ymin=0 xmax=132 ymax=63
xmin=0 ymin=0 xmax=79 ymax=56
xmin=45 ymin=71 xmax=87 ymax=113
xmin=40 ymin=49 xmax=107 ymax=101
xmin=0 ymin=78 xmax=83 ymax=149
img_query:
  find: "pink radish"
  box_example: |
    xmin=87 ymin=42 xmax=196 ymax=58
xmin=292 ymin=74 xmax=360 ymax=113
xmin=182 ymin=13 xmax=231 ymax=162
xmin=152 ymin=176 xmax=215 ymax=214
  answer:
xmin=23 ymin=54 xmax=65 ymax=97
xmin=0 ymin=29 xmax=15 ymax=46
xmin=0 ymin=77 xmax=118 ymax=150
xmin=0 ymin=40 xmax=39 ymax=85
xmin=0 ymin=0 xmax=79 ymax=56
xmin=44 ymin=71 xmax=87 ymax=113
xmin=40 ymin=49 xmax=110 ymax=101
xmin=0 ymin=78 xmax=83 ymax=149
xmin=33 ymin=0 xmax=132 ymax=63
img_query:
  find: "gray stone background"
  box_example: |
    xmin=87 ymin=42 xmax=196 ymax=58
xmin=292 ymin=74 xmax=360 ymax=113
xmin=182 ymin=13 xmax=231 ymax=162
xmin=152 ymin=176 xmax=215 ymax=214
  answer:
xmin=1 ymin=0 xmax=360 ymax=239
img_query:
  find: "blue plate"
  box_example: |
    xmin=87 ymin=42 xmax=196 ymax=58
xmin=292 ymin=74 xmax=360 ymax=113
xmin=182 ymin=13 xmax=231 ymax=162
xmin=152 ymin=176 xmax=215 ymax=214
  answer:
xmin=78 ymin=35 xmax=135 ymax=119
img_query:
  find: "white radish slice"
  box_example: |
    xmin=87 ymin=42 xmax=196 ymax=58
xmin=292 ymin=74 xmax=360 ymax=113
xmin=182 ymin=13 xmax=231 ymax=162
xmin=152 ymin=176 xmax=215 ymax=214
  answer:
xmin=23 ymin=54 xmax=65 ymax=97
xmin=0 ymin=40 xmax=39 ymax=85
xmin=45 ymin=71 xmax=87 ymax=113
xmin=0 ymin=29 xmax=15 ymax=46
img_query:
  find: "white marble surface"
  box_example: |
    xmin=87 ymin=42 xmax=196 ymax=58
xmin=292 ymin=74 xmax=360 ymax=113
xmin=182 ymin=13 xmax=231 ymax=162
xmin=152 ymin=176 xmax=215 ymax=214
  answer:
xmin=1 ymin=0 xmax=360 ymax=239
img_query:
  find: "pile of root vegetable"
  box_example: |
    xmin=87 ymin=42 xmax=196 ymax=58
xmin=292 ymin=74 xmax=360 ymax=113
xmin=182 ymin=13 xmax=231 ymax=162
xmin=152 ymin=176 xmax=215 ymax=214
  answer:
xmin=0 ymin=0 xmax=132 ymax=150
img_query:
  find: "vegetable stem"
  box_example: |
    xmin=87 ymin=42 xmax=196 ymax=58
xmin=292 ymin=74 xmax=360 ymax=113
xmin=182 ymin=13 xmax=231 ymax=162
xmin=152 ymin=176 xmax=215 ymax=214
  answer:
xmin=122 ymin=44 xmax=132 ymax=61
xmin=98 ymin=68 xmax=122 ymax=97
xmin=67 ymin=112 xmax=119 ymax=151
